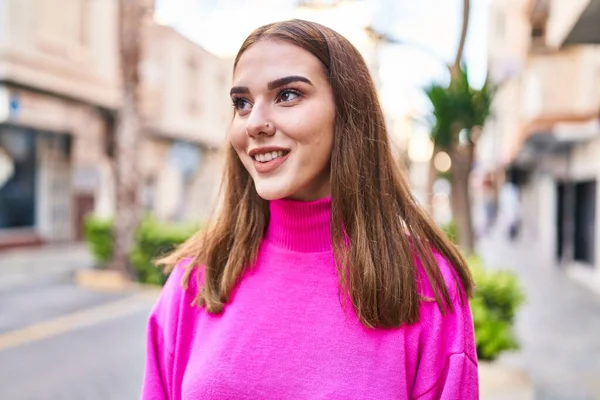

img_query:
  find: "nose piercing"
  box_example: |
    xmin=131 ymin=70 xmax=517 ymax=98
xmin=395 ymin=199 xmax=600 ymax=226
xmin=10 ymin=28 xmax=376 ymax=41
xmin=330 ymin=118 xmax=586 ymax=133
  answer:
xmin=246 ymin=124 xmax=271 ymax=136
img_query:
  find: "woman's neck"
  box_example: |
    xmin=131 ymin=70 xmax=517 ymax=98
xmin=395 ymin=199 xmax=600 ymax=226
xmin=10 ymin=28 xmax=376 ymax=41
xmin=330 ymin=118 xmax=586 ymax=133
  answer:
xmin=264 ymin=197 xmax=332 ymax=253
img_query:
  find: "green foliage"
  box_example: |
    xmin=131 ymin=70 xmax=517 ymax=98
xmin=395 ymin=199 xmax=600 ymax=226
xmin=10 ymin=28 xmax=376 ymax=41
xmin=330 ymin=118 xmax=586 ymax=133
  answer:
xmin=83 ymin=216 xmax=113 ymax=267
xmin=83 ymin=215 xmax=197 ymax=285
xmin=425 ymin=65 xmax=494 ymax=151
xmin=441 ymin=219 xmax=459 ymax=244
xmin=441 ymin=220 xmax=525 ymax=360
xmin=130 ymin=218 xmax=197 ymax=285
xmin=425 ymin=84 xmax=455 ymax=149
xmin=467 ymin=254 xmax=525 ymax=361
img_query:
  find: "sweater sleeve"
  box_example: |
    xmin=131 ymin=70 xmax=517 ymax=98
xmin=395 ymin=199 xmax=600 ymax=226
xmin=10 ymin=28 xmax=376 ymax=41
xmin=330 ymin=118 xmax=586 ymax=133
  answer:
xmin=140 ymin=263 xmax=189 ymax=400
xmin=411 ymin=253 xmax=479 ymax=400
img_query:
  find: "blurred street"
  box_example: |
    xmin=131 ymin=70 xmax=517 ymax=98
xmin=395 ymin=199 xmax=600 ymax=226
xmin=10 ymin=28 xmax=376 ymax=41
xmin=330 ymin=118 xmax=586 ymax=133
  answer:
xmin=1 ymin=0 xmax=600 ymax=399
xmin=479 ymin=229 xmax=600 ymax=399
xmin=0 ymin=247 xmax=155 ymax=400
xmin=1 ymin=236 xmax=600 ymax=399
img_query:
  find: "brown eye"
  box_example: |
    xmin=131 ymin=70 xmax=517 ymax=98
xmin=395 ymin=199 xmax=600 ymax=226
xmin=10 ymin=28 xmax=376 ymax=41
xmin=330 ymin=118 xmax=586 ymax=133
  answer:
xmin=232 ymin=97 xmax=251 ymax=114
xmin=277 ymin=89 xmax=301 ymax=103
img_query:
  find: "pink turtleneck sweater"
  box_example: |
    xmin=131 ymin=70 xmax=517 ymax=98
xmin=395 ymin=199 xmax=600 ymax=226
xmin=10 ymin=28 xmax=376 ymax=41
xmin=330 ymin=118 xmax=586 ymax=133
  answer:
xmin=141 ymin=198 xmax=478 ymax=399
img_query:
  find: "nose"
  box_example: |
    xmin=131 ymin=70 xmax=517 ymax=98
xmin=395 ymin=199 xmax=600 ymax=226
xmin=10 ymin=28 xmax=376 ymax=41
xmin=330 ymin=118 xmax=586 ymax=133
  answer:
xmin=245 ymin=104 xmax=275 ymax=138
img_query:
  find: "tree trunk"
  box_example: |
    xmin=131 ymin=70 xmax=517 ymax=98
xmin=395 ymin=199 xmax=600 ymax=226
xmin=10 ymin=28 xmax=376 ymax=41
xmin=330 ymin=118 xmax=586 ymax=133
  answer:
xmin=109 ymin=92 xmax=142 ymax=274
xmin=451 ymin=0 xmax=470 ymax=80
xmin=107 ymin=0 xmax=145 ymax=275
xmin=447 ymin=0 xmax=473 ymax=253
xmin=425 ymin=148 xmax=438 ymax=216
xmin=449 ymin=143 xmax=475 ymax=254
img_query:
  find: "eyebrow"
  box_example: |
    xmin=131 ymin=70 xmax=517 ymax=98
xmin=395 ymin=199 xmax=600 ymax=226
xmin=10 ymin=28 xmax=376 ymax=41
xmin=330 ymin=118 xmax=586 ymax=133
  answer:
xmin=267 ymin=75 xmax=313 ymax=90
xmin=229 ymin=75 xmax=313 ymax=96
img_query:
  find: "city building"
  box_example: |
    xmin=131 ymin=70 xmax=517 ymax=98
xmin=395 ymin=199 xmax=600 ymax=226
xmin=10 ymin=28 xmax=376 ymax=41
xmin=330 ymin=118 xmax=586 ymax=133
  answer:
xmin=480 ymin=0 xmax=600 ymax=292
xmin=136 ymin=21 xmax=231 ymax=223
xmin=0 ymin=0 xmax=230 ymax=249
xmin=0 ymin=0 xmax=121 ymax=248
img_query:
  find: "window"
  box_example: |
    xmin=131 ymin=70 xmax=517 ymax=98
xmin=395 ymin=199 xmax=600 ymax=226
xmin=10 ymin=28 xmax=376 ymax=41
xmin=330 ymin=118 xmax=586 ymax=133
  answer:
xmin=531 ymin=26 xmax=545 ymax=38
xmin=574 ymin=181 xmax=596 ymax=265
xmin=495 ymin=10 xmax=505 ymax=39
xmin=593 ymin=68 xmax=600 ymax=105
xmin=186 ymin=56 xmax=201 ymax=115
xmin=80 ymin=0 xmax=91 ymax=47
xmin=0 ymin=128 xmax=36 ymax=229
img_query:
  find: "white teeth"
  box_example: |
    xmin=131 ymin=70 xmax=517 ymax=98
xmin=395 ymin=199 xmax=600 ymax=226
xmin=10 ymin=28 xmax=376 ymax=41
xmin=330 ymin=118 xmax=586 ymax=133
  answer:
xmin=253 ymin=150 xmax=287 ymax=162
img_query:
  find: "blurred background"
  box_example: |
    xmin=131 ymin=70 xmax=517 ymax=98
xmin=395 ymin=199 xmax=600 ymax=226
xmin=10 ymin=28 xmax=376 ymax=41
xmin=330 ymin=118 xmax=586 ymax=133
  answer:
xmin=0 ymin=0 xmax=599 ymax=399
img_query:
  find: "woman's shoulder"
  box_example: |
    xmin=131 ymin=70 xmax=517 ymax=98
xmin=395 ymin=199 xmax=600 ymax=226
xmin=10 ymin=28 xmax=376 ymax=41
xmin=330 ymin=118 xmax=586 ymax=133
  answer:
xmin=152 ymin=258 xmax=205 ymax=317
xmin=146 ymin=258 xmax=205 ymax=357
xmin=414 ymin=249 xmax=468 ymax=305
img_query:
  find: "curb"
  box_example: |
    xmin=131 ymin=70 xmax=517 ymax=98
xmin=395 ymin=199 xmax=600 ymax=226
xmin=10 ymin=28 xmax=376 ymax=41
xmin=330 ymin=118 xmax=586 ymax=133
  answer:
xmin=74 ymin=269 xmax=162 ymax=296
xmin=479 ymin=361 xmax=534 ymax=399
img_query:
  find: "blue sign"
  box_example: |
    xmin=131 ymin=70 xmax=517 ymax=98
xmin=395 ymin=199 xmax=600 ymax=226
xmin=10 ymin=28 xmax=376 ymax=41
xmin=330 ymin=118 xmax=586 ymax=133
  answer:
xmin=9 ymin=95 xmax=20 ymax=118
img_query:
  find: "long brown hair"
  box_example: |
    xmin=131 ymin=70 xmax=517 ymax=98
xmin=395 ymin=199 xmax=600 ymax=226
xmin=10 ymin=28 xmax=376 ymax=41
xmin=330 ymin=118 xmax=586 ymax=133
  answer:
xmin=159 ymin=19 xmax=473 ymax=328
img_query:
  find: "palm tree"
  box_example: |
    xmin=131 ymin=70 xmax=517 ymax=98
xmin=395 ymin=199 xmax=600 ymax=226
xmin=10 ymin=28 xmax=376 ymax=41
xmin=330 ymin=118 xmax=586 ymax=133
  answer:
xmin=357 ymin=0 xmax=483 ymax=252
xmin=107 ymin=0 xmax=146 ymax=274
xmin=424 ymin=0 xmax=495 ymax=254
xmin=452 ymin=0 xmax=470 ymax=81
xmin=426 ymin=66 xmax=493 ymax=253
xmin=425 ymin=0 xmax=469 ymax=216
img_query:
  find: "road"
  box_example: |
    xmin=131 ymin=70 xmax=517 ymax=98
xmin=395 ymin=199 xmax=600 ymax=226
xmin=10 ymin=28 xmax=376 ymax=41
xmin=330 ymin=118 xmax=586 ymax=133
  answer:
xmin=0 ymin=276 xmax=154 ymax=400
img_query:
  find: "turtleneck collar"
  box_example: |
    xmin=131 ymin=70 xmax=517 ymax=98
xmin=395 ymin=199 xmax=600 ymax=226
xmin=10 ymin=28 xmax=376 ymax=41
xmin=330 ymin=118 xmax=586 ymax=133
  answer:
xmin=264 ymin=197 xmax=332 ymax=253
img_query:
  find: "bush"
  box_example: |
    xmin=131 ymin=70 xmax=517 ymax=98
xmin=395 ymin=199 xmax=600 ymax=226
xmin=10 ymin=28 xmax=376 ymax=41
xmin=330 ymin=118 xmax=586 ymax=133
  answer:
xmin=130 ymin=217 xmax=197 ymax=285
xmin=83 ymin=215 xmax=197 ymax=285
xmin=440 ymin=220 xmax=525 ymax=360
xmin=441 ymin=219 xmax=459 ymax=244
xmin=83 ymin=216 xmax=113 ymax=268
xmin=467 ymin=254 xmax=525 ymax=361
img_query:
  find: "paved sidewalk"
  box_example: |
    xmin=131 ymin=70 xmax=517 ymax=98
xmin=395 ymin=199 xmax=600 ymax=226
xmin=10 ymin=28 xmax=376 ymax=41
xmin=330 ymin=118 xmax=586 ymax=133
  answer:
xmin=0 ymin=243 xmax=93 ymax=291
xmin=0 ymin=243 xmax=154 ymax=399
xmin=477 ymin=230 xmax=600 ymax=399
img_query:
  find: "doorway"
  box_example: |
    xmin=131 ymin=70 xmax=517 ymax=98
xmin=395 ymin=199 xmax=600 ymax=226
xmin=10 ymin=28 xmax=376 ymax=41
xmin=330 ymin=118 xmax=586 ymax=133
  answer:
xmin=574 ymin=180 xmax=596 ymax=265
xmin=556 ymin=180 xmax=596 ymax=266
xmin=0 ymin=128 xmax=36 ymax=229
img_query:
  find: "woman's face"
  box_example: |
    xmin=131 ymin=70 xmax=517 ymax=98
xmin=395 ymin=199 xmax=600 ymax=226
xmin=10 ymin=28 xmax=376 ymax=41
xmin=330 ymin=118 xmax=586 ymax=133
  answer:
xmin=229 ymin=40 xmax=335 ymax=201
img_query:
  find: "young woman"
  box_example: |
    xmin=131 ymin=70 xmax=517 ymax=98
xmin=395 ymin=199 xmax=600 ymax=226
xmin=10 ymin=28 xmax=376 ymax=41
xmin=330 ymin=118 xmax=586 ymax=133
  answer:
xmin=142 ymin=19 xmax=478 ymax=400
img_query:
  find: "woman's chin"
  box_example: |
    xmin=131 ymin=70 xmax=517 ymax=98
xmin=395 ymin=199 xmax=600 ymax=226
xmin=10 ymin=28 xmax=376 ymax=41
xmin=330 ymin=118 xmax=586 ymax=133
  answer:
xmin=254 ymin=183 xmax=292 ymax=201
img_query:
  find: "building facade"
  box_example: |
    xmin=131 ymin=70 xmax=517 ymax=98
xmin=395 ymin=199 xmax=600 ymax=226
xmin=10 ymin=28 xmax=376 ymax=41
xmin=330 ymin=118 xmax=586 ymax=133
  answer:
xmin=137 ymin=21 xmax=231 ymax=223
xmin=0 ymin=0 xmax=231 ymax=249
xmin=481 ymin=0 xmax=600 ymax=292
xmin=0 ymin=0 xmax=120 ymax=248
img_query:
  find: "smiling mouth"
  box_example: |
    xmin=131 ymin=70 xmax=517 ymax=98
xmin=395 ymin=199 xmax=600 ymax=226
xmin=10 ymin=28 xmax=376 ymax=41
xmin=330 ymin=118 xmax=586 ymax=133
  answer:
xmin=251 ymin=150 xmax=290 ymax=173
xmin=252 ymin=150 xmax=289 ymax=163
